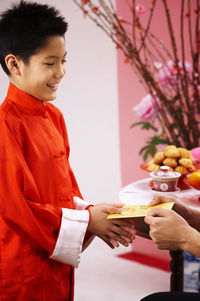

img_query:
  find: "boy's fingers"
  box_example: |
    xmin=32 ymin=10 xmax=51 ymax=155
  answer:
xmin=121 ymin=226 xmax=136 ymax=238
xmin=108 ymin=232 xmax=130 ymax=247
xmin=102 ymin=231 xmax=133 ymax=248
xmin=122 ymin=235 xmax=134 ymax=243
xmin=111 ymin=225 xmax=135 ymax=239
xmin=100 ymin=202 xmax=123 ymax=208
xmin=117 ymin=237 xmax=130 ymax=247
xmin=114 ymin=219 xmax=134 ymax=228
xmin=109 ymin=239 xmax=119 ymax=248
xmin=101 ymin=235 xmax=115 ymax=249
xmin=103 ymin=205 xmax=122 ymax=214
xmin=110 ymin=203 xmax=123 ymax=208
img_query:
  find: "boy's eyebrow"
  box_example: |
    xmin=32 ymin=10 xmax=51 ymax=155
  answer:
xmin=44 ymin=51 xmax=67 ymax=59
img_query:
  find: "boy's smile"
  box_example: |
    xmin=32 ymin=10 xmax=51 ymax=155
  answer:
xmin=9 ymin=35 xmax=66 ymax=101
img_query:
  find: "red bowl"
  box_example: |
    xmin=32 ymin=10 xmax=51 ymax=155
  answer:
xmin=140 ymin=162 xmax=200 ymax=191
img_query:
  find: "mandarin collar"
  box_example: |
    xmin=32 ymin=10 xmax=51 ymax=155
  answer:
xmin=6 ymin=83 xmax=47 ymax=117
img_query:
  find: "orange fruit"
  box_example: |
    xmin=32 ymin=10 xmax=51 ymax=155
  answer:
xmin=188 ymin=170 xmax=200 ymax=190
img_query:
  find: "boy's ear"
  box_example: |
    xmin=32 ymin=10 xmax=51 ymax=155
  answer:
xmin=5 ymin=54 xmax=22 ymax=76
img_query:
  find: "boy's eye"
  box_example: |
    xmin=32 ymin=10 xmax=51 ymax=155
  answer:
xmin=62 ymin=59 xmax=67 ymax=64
xmin=45 ymin=63 xmax=54 ymax=66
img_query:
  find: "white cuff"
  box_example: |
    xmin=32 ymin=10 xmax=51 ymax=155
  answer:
xmin=50 ymin=208 xmax=89 ymax=268
xmin=73 ymin=196 xmax=92 ymax=210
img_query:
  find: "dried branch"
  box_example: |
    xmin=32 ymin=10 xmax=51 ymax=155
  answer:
xmin=187 ymin=0 xmax=194 ymax=62
xmin=162 ymin=0 xmax=179 ymax=65
xmin=132 ymin=0 xmax=136 ymax=48
xmin=138 ymin=0 xmax=157 ymax=53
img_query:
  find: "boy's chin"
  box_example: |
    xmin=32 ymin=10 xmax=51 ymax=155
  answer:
xmin=45 ymin=94 xmax=57 ymax=102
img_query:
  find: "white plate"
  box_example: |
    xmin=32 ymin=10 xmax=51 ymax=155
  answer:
xmin=119 ymin=178 xmax=154 ymax=205
xmin=119 ymin=178 xmax=200 ymax=208
xmin=150 ymin=187 xmax=180 ymax=195
xmin=119 ymin=178 xmax=181 ymax=205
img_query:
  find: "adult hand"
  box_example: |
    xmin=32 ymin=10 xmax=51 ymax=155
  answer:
xmin=130 ymin=195 xmax=176 ymax=239
xmin=149 ymin=194 xmax=178 ymax=206
xmin=149 ymin=194 xmax=192 ymax=223
xmin=144 ymin=207 xmax=190 ymax=251
xmin=88 ymin=203 xmax=135 ymax=248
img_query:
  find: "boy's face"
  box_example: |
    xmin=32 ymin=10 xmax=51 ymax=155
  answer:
xmin=12 ymin=36 xmax=67 ymax=101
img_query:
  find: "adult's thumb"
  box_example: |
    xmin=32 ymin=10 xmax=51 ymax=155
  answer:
xmin=149 ymin=194 xmax=173 ymax=206
xmin=147 ymin=207 xmax=170 ymax=217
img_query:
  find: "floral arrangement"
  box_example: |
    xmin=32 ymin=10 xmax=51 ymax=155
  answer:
xmin=72 ymin=0 xmax=200 ymax=160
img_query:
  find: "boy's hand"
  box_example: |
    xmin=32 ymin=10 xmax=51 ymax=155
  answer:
xmin=88 ymin=203 xmax=135 ymax=248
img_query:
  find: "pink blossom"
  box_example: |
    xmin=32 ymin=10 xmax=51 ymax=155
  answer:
xmin=191 ymin=147 xmax=200 ymax=163
xmin=156 ymin=60 xmax=192 ymax=91
xmin=133 ymin=94 xmax=158 ymax=122
xmin=154 ymin=62 xmax=163 ymax=69
xmin=195 ymin=114 xmax=200 ymax=122
xmin=136 ymin=4 xmax=145 ymax=14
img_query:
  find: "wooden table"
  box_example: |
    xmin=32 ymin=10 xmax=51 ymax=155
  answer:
xmin=119 ymin=178 xmax=200 ymax=292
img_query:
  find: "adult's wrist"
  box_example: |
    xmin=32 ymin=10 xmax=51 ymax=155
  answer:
xmin=182 ymin=226 xmax=200 ymax=256
xmin=187 ymin=207 xmax=200 ymax=231
xmin=173 ymin=200 xmax=190 ymax=220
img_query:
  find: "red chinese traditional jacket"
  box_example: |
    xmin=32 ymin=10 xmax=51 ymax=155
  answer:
xmin=0 ymin=83 xmax=92 ymax=300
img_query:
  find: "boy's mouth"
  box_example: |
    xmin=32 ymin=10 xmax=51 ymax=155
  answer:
xmin=47 ymin=83 xmax=59 ymax=90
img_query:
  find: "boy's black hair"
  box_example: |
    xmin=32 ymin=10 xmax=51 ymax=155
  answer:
xmin=0 ymin=0 xmax=68 ymax=75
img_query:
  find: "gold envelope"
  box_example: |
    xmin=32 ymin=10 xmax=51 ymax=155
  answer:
xmin=107 ymin=202 xmax=175 ymax=219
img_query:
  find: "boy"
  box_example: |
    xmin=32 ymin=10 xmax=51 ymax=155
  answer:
xmin=0 ymin=1 xmax=135 ymax=300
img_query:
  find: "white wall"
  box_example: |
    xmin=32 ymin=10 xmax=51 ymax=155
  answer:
xmin=0 ymin=0 xmax=121 ymax=204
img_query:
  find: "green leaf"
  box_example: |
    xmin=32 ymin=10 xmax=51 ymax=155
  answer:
xmin=139 ymin=135 xmax=170 ymax=161
xmin=139 ymin=147 xmax=148 ymax=155
xmin=130 ymin=121 xmax=157 ymax=132
xmin=143 ymin=149 xmax=153 ymax=161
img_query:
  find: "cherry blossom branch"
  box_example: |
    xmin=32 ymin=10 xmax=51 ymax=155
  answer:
xmin=138 ymin=0 xmax=157 ymax=53
xmin=162 ymin=0 xmax=179 ymax=65
xmin=72 ymin=0 xmax=200 ymax=152
xmin=187 ymin=0 xmax=194 ymax=62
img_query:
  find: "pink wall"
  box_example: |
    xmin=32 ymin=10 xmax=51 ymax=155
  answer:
xmin=116 ymin=0 xmax=195 ymax=186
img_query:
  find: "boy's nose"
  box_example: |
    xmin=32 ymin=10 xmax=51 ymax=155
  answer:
xmin=54 ymin=66 xmax=65 ymax=79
